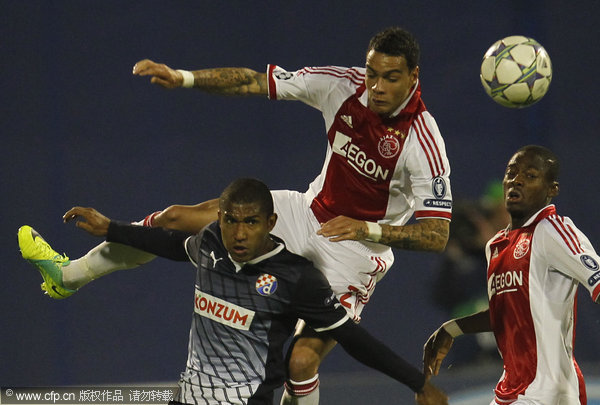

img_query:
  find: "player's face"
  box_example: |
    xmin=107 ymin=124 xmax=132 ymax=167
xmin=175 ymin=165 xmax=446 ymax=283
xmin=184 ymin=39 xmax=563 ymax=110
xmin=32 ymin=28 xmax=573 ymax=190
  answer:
xmin=365 ymin=50 xmax=419 ymax=116
xmin=503 ymin=150 xmax=559 ymax=228
xmin=219 ymin=202 xmax=277 ymax=263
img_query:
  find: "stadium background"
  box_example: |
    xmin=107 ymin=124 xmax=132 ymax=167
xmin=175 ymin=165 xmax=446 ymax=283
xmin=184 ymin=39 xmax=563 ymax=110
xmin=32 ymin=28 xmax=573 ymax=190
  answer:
xmin=1 ymin=1 xmax=599 ymax=403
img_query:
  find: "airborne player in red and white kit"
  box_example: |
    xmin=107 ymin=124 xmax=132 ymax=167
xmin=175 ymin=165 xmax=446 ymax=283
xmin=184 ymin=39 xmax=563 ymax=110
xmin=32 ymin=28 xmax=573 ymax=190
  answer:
xmin=26 ymin=28 xmax=452 ymax=405
xmin=424 ymin=145 xmax=600 ymax=405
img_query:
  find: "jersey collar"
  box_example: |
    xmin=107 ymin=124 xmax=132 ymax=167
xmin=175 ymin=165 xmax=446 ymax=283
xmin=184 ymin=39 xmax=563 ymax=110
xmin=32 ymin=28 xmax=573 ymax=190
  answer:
xmin=358 ymin=79 xmax=420 ymax=118
xmin=230 ymin=240 xmax=285 ymax=272
xmin=390 ymin=79 xmax=420 ymax=118
xmin=520 ymin=204 xmax=556 ymax=228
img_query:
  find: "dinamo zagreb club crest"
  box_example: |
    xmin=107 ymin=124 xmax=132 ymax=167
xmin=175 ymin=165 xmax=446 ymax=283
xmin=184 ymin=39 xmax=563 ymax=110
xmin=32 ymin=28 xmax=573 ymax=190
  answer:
xmin=256 ymin=274 xmax=278 ymax=296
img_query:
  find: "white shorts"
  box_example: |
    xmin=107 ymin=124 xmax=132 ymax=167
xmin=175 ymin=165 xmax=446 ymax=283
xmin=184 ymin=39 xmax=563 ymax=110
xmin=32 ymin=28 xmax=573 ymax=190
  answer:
xmin=491 ymin=395 xmax=580 ymax=405
xmin=271 ymin=190 xmax=394 ymax=321
xmin=491 ymin=399 xmax=541 ymax=405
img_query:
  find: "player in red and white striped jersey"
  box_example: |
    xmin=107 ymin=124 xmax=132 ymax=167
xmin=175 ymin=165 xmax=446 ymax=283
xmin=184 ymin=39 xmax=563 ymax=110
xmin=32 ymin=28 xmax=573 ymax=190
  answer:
xmin=59 ymin=27 xmax=452 ymax=405
xmin=424 ymin=145 xmax=600 ymax=405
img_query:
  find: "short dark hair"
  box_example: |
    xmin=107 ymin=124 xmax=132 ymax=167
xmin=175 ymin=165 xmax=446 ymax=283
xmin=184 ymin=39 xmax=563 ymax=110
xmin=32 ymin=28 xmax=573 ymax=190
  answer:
xmin=517 ymin=145 xmax=560 ymax=183
xmin=367 ymin=27 xmax=420 ymax=71
xmin=219 ymin=178 xmax=274 ymax=216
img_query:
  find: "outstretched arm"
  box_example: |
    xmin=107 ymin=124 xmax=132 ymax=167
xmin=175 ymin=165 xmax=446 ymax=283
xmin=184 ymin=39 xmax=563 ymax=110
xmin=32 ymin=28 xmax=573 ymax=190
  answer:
xmin=317 ymin=217 xmax=449 ymax=252
xmin=327 ymin=320 xmax=448 ymax=404
xmin=132 ymin=59 xmax=268 ymax=96
xmin=423 ymin=309 xmax=491 ymax=377
xmin=63 ymin=206 xmax=192 ymax=261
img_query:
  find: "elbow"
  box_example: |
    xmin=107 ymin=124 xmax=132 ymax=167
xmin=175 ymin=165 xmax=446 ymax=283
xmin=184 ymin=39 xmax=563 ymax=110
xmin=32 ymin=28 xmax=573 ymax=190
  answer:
xmin=155 ymin=205 xmax=179 ymax=228
xmin=428 ymin=223 xmax=450 ymax=253
xmin=431 ymin=244 xmax=446 ymax=253
xmin=154 ymin=205 xmax=184 ymax=228
xmin=432 ymin=236 xmax=449 ymax=253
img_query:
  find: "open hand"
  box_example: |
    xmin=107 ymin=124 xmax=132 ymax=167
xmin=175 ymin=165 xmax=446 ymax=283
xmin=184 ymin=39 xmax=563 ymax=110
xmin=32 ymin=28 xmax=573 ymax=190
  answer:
xmin=423 ymin=327 xmax=454 ymax=377
xmin=316 ymin=216 xmax=369 ymax=242
xmin=63 ymin=206 xmax=111 ymax=236
xmin=132 ymin=59 xmax=183 ymax=88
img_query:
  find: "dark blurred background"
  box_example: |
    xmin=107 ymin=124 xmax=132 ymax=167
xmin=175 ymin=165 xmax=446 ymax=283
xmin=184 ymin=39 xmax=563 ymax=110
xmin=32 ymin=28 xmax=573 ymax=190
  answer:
xmin=2 ymin=1 xmax=599 ymax=402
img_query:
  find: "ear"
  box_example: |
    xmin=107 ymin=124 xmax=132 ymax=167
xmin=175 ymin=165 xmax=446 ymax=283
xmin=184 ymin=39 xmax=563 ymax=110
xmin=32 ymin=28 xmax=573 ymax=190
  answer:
xmin=549 ymin=181 xmax=559 ymax=198
xmin=411 ymin=65 xmax=420 ymax=82
xmin=267 ymin=213 xmax=278 ymax=232
xmin=217 ymin=210 xmax=222 ymax=222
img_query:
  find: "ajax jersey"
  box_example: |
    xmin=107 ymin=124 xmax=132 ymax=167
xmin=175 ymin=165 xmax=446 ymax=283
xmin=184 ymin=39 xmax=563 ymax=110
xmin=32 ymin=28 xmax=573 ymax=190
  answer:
xmin=267 ymin=64 xmax=452 ymax=226
xmin=486 ymin=205 xmax=600 ymax=405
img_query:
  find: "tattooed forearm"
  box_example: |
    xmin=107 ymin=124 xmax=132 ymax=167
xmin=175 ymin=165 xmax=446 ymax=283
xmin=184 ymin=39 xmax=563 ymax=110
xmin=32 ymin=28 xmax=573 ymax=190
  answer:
xmin=380 ymin=219 xmax=449 ymax=252
xmin=355 ymin=227 xmax=369 ymax=240
xmin=193 ymin=68 xmax=268 ymax=96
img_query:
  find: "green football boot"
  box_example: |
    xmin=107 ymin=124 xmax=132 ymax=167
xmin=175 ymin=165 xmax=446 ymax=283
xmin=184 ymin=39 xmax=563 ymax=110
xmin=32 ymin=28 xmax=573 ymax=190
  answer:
xmin=18 ymin=225 xmax=76 ymax=299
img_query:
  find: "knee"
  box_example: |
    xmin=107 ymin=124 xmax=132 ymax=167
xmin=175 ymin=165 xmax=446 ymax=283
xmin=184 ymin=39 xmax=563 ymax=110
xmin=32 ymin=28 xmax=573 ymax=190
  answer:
xmin=288 ymin=345 xmax=322 ymax=380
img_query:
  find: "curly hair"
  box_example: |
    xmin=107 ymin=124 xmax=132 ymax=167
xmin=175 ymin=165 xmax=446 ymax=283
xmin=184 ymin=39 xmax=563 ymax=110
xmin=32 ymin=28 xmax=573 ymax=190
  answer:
xmin=367 ymin=27 xmax=420 ymax=71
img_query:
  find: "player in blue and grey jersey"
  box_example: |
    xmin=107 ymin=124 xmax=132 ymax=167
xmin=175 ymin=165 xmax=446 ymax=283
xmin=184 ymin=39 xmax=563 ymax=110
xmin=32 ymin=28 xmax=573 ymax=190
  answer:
xmin=19 ymin=178 xmax=447 ymax=405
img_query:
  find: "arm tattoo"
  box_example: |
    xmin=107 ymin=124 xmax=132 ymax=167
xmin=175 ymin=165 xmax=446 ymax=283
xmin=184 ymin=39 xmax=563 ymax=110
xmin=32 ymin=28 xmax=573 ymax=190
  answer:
xmin=194 ymin=68 xmax=267 ymax=96
xmin=355 ymin=227 xmax=368 ymax=240
xmin=380 ymin=219 xmax=449 ymax=252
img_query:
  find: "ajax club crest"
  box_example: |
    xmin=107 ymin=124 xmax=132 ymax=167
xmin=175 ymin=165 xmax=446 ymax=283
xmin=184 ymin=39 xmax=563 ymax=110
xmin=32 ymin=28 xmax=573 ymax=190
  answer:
xmin=513 ymin=233 xmax=531 ymax=259
xmin=378 ymin=134 xmax=401 ymax=158
xmin=256 ymin=273 xmax=278 ymax=296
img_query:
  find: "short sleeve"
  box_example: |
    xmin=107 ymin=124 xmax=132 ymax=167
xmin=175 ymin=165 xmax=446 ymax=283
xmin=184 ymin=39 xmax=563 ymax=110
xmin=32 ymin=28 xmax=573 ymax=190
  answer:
xmin=403 ymin=112 xmax=452 ymax=221
xmin=540 ymin=217 xmax=600 ymax=302
xmin=266 ymin=64 xmax=365 ymax=114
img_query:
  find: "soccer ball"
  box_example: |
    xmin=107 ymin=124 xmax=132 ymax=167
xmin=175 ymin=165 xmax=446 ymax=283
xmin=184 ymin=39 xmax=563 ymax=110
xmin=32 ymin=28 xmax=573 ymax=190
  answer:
xmin=480 ymin=36 xmax=552 ymax=108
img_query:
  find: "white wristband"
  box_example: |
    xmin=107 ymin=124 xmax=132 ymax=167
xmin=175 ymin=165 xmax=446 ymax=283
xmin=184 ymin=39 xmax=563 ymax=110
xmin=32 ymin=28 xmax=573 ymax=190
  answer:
xmin=442 ymin=320 xmax=463 ymax=338
xmin=176 ymin=69 xmax=195 ymax=88
xmin=365 ymin=221 xmax=382 ymax=243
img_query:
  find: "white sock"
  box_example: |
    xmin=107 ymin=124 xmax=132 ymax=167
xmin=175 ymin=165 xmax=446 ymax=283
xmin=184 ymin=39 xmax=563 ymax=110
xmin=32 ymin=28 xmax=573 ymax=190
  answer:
xmin=280 ymin=375 xmax=320 ymax=405
xmin=62 ymin=242 xmax=156 ymax=289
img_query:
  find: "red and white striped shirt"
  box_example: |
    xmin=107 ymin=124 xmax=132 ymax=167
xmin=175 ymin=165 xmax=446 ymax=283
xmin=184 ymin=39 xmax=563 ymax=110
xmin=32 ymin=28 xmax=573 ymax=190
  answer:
xmin=267 ymin=64 xmax=452 ymax=225
xmin=486 ymin=205 xmax=600 ymax=404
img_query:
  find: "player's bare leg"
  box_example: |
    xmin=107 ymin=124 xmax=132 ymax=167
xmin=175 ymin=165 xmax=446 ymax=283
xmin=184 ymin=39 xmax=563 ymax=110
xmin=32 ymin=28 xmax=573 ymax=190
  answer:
xmin=281 ymin=321 xmax=337 ymax=405
xmin=61 ymin=200 xmax=219 ymax=291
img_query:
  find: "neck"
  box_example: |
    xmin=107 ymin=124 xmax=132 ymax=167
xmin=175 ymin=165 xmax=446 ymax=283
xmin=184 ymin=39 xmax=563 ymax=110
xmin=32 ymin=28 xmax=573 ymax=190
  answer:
xmin=259 ymin=237 xmax=276 ymax=256
xmin=509 ymin=204 xmax=552 ymax=230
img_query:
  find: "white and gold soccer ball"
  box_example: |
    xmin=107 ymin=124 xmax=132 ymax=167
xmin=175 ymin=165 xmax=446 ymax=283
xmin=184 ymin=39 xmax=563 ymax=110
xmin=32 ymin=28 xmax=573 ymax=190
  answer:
xmin=480 ymin=35 xmax=552 ymax=108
